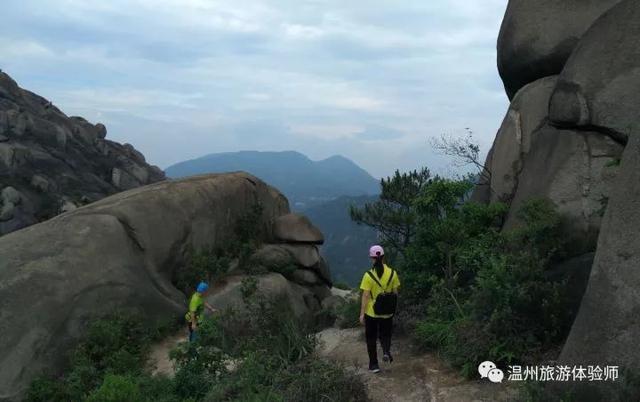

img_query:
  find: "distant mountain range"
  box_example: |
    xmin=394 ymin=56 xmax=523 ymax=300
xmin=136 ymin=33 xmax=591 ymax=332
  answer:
xmin=165 ymin=151 xmax=380 ymax=285
xmin=165 ymin=151 xmax=380 ymax=210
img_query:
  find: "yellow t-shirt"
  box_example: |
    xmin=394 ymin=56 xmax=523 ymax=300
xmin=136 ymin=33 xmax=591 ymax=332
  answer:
xmin=360 ymin=264 xmax=400 ymax=318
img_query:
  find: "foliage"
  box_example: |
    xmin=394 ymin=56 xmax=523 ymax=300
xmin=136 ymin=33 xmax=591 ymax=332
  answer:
xmin=85 ymin=374 xmax=143 ymax=402
xmin=25 ymin=311 xmax=177 ymax=402
xmin=430 ymin=129 xmax=490 ymax=183
xmin=274 ymin=357 xmax=368 ymax=402
xmin=351 ymin=166 xmax=572 ymax=376
xmin=175 ymin=250 xmax=231 ymax=294
xmin=408 ymin=191 xmax=569 ymax=375
xmin=168 ymin=279 xmax=359 ymax=402
xmin=605 ymin=157 xmax=621 ymax=168
xmin=336 ymin=298 xmax=361 ymax=329
xmin=173 ymin=202 xmax=265 ymax=293
xmin=349 ymin=167 xmax=432 ymax=258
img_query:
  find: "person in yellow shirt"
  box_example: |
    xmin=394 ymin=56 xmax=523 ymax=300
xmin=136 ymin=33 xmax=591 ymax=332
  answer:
xmin=359 ymin=245 xmax=400 ymax=373
xmin=185 ymin=281 xmax=217 ymax=342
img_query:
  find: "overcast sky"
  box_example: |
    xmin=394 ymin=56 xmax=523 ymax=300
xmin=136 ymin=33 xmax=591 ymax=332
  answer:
xmin=1 ymin=0 xmax=509 ymax=178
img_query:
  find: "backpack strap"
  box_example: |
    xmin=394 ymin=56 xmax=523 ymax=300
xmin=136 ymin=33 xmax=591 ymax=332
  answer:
xmin=367 ymin=270 xmax=384 ymax=289
xmin=386 ymin=269 xmax=395 ymax=289
xmin=367 ymin=268 xmax=395 ymax=292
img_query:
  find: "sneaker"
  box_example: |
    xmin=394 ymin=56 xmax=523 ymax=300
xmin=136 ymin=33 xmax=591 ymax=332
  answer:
xmin=369 ymin=363 xmax=381 ymax=373
xmin=382 ymin=353 xmax=393 ymax=363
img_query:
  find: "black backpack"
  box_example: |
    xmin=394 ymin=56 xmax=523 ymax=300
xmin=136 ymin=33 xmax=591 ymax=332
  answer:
xmin=367 ymin=269 xmax=398 ymax=315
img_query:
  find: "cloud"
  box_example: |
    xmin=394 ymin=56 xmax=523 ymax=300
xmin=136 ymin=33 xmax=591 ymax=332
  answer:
xmin=0 ymin=0 xmax=510 ymax=178
xmin=356 ymin=126 xmax=405 ymax=141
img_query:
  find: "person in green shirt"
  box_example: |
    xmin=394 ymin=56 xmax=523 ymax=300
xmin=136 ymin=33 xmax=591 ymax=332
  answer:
xmin=186 ymin=281 xmax=217 ymax=342
xmin=359 ymin=245 xmax=400 ymax=373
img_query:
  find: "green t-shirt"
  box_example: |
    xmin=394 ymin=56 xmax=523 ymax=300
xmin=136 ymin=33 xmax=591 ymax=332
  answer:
xmin=185 ymin=292 xmax=204 ymax=322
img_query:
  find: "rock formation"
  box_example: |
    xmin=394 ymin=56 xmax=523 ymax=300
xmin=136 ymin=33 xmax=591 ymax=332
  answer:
xmin=0 ymin=173 xmax=332 ymax=401
xmin=207 ymin=212 xmax=333 ymax=320
xmin=486 ymin=0 xmax=640 ymax=399
xmin=0 ymin=72 xmax=165 ymax=236
xmin=497 ymin=0 xmax=621 ymax=99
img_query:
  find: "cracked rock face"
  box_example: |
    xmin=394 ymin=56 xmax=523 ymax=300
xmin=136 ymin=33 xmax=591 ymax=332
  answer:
xmin=0 ymin=173 xmax=289 ymax=401
xmin=486 ymin=0 xmax=640 ymax=399
xmin=549 ymin=0 xmax=640 ymax=144
xmin=0 ymin=72 xmax=165 ymax=236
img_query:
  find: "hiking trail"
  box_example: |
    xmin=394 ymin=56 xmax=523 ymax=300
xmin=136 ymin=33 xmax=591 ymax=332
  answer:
xmin=149 ymin=327 xmax=520 ymax=401
xmin=317 ymin=327 xmax=519 ymax=402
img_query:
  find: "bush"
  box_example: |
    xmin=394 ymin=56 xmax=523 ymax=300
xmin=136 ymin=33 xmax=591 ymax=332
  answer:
xmin=174 ymin=202 xmax=266 ymax=291
xmin=25 ymin=311 xmax=177 ymax=402
xmin=410 ymin=197 xmax=570 ymax=375
xmin=175 ymin=249 xmax=231 ymax=294
xmin=275 ymin=357 xmax=368 ymax=402
xmin=86 ymin=374 xmax=142 ymax=402
xmin=336 ymin=298 xmax=361 ymax=329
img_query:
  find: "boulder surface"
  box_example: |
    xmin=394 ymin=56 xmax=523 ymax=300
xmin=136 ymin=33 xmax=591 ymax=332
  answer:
xmin=0 ymin=172 xmax=289 ymax=401
xmin=549 ymin=0 xmax=640 ymax=144
xmin=272 ymin=213 xmax=324 ymax=244
xmin=498 ymin=0 xmax=621 ymax=98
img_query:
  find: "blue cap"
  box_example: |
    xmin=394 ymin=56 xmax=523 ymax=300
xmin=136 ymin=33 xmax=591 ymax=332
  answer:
xmin=196 ymin=282 xmax=209 ymax=293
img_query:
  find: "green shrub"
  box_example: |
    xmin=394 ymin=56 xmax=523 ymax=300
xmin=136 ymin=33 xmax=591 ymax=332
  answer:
xmin=336 ymin=298 xmax=361 ymax=329
xmin=410 ymin=197 xmax=570 ymax=375
xmin=25 ymin=376 xmax=71 ymax=402
xmin=275 ymin=357 xmax=368 ymax=402
xmin=25 ymin=311 xmax=177 ymax=402
xmin=86 ymin=374 xmax=142 ymax=402
xmin=175 ymin=249 xmax=231 ymax=294
xmin=173 ymin=202 xmax=267 ymax=293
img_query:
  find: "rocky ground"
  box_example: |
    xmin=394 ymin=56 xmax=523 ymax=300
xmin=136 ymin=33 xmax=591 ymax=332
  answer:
xmin=317 ymin=327 xmax=520 ymax=402
xmin=147 ymin=321 xmax=521 ymax=402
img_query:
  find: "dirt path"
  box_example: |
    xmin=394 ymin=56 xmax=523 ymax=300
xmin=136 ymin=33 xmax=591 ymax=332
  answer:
xmin=148 ymin=322 xmax=521 ymax=401
xmin=317 ymin=327 xmax=521 ymax=402
xmin=148 ymin=332 xmax=187 ymax=377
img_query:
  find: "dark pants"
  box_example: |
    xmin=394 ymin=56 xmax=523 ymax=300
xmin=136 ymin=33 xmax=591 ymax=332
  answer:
xmin=365 ymin=315 xmax=393 ymax=366
xmin=188 ymin=322 xmax=197 ymax=342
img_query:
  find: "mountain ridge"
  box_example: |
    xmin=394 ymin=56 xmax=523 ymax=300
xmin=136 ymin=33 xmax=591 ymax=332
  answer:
xmin=165 ymin=150 xmax=380 ymax=210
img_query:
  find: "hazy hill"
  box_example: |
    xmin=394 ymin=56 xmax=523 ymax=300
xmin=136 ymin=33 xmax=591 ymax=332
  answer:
xmin=302 ymin=194 xmax=379 ymax=286
xmin=165 ymin=151 xmax=380 ymax=210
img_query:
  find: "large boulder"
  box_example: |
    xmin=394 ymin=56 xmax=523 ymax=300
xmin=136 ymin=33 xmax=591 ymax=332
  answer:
xmin=0 ymin=71 xmax=165 ymax=236
xmin=478 ymin=74 xmax=622 ymax=255
xmin=280 ymin=244 xmax=321 ymax=268
xmin=552 ymin=135 xmax=640 ymax=401
xmin=290 ymin=269 xmax=322 ymax=286
xmin=549 ymin=0 xmax=640 ymax=144
xmin=315 ymin=257 xmax=333 ymax=287
xmin=498 ymin=0 xmax=621 ymax=98
xmin=272 ymin=213 xmax=324 ymax=244
xmin=0 ymin=173 xmax=289 ymax=401
xmin=482 ymin=76 xmax=559 ymax=203
xmin=205 ymin=273 xmax=318 ymax=319
xmin=250 ymin=244 xmax=297 ymax=271
xmin=503 ymin=124 xmax=622 ymax=255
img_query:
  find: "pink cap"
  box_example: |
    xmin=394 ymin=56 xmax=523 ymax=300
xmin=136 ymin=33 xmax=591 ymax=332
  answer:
xmin=369 ymin=245 xmax=385 ymax=257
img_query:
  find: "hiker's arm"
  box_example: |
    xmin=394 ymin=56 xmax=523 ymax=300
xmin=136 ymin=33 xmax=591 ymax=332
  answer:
xmin=205 ymin=302 xmax=217 ymax=313
xmin=359 ymin=291 xmax=370 ymax=325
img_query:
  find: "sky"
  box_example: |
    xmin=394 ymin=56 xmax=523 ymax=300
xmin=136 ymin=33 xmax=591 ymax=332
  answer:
xmin=0 ymin=0 xmax=509 ymax=179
